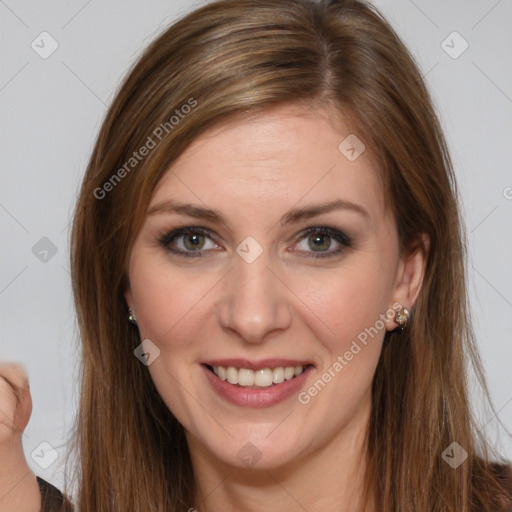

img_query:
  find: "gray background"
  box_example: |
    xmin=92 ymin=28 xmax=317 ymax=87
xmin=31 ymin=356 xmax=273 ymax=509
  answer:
xmin=1 ymin=0 xmax=511 ymax=491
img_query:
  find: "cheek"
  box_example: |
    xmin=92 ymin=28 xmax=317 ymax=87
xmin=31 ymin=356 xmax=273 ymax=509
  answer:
xmin=128 ymin=251 xmax=215 ymax=345
xmin=290 ymin=250 xmax=396 ymax=404
xmin=292 ymin=254 xmax=396 ymax=363
xmin=292 ymin=262 xmax=395 ymax=416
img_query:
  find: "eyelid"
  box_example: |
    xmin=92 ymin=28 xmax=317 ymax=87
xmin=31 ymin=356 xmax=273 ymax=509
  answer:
xmin=158 ymin=226 xmax=215 ymax=246
xmin=295 ymin=226 xmax=351 ymax=246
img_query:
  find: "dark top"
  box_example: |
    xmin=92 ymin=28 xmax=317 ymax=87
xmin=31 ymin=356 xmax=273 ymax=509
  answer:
xmin=37 ymin=463 xmax=512 ymax=511
xmin=36 ymin=477 xmax=73 ymax=512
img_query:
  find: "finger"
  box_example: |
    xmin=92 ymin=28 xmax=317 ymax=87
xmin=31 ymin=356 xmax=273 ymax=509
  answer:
xmin=0 ymin=378 xmax=20 ymax=438
xmin=0 ymin=363 xmax=29 ymax=394
xmin=0 ymin=363 xmax=32 ymax=434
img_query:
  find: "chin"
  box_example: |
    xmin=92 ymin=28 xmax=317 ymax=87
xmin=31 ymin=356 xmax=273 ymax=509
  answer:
xmin=200 ymin=426 xmax=308 ymax=471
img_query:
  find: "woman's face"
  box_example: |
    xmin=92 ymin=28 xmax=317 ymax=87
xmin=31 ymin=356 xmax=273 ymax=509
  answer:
xmin=126 ymin=104 xmax=425 ymax=471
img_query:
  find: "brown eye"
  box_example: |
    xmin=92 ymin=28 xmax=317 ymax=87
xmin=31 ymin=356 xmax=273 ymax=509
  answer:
xmin=182 ymin=232 xmax=206 ymax=251
xmin=307 ymin=233 xmax=332 ymax=252
xmin=294 ymin=227 xmax=352 ymax=259
xmin=159 ymin=227 xmax=219 ymax=258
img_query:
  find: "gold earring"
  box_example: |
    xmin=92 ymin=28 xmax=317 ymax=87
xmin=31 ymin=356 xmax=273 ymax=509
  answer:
xmin=395 ymin=307 xmax=409 ymax=329
xmin=128 ymin=307 xmax=138 ymax=325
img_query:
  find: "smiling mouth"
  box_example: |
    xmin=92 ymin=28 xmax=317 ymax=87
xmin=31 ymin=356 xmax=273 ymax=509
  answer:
xmin=204 ymin=364 xmax=313 ymax=388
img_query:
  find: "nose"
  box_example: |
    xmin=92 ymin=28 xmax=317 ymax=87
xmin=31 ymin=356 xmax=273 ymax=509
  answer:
xmin=217 ymin=248 xmax=292 ymax=344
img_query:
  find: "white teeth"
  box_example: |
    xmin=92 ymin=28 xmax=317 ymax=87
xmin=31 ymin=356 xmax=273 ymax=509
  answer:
xmin=254 ymin=368 xmax=273 ymax=387
xmin=272 ymin=367 xmax=285 ymax=384
xmin=284 ymin=367 xmax=295 ymax=380
xmin=226 ymin=366 xmax=239 ymax=385
xmin=217 ymin=366 xmax=227 ymax=381
xmin=211 ymin=365 xmax=307 ymax=388
xmin=238 ymin=368 xmax=254 ymax=386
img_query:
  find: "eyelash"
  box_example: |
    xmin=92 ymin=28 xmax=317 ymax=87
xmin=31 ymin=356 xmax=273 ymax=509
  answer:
xmin=158 ymin=226 xmax=352 ymax=260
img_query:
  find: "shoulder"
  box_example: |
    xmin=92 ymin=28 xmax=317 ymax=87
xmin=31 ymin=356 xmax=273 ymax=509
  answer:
xmin=492 ymin=461 xmax=512 ymax=489
xmin=497 ymin=462 xmax=512 ymax=480
xmin=36 ymin=477 xmax=74 ymax=512
xmin=473 ymin=461 xmax=512 ymax=512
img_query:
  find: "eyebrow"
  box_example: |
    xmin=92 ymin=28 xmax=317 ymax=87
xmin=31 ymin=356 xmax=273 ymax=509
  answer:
xmin=147 ymin=198 xmax=370 ymax=225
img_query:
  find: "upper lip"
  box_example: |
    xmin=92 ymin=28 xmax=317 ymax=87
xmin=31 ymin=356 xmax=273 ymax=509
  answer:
xmin=202 ymin=359 xmax=314 ymax=371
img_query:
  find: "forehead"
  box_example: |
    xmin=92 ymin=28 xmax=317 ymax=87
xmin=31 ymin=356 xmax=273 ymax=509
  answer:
xmin=150 ymin=105 xmax=386 ymax=224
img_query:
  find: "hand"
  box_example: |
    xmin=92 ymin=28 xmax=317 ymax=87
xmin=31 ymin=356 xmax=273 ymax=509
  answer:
xmin=0 ymin=363 xmax=41 ymax=511
xmin=0 ymin=363 xmax=32 ymax=447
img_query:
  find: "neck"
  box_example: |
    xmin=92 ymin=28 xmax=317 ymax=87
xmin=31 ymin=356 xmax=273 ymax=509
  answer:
xmin=188 ymin=400 xmax=375 ymax=512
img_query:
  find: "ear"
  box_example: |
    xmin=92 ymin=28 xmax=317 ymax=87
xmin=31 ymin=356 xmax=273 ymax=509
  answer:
xmin=386 ymin=234 xmax=429 ymax=331
xmin=124 ymin=288 xmax=133 ymax=311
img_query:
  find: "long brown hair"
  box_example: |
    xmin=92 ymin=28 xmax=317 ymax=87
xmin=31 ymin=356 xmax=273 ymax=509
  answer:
xmin=68 ymin=0 xmax=512 ymax=510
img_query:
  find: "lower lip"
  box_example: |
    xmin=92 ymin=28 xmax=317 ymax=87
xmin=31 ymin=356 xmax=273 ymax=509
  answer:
xmin=202 ymin=364 xmax=314 ymax=408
